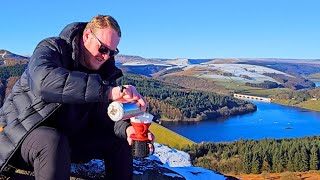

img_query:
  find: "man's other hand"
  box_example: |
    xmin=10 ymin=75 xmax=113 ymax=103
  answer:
xmin=126 ymin=126 xmax=155 ymax=152
xmin=109 ymin=85 xmax=147 ymax=111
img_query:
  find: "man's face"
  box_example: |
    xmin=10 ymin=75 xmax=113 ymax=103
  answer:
xmin=83 ymin=28 xmax=120 ymax=70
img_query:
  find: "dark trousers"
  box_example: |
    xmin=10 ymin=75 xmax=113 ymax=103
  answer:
xmin=10 ymin=126 xmax=133 ymax=180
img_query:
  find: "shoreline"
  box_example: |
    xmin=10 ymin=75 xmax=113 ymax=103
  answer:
xmin=157 ymin=107 xmax=257 ymax=122
xmin=158 ymin=99 xmax=320 ymax=123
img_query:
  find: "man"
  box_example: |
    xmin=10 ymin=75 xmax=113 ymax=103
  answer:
xmin=0 ymin=15 xmax=154 ymax=180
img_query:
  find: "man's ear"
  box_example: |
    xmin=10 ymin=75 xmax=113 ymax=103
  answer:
xmin=83 ymin=28 xmax=91 ymax=43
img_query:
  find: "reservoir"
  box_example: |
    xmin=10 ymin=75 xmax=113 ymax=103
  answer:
xmin=162 ymin=101 xmax=320 ymax=143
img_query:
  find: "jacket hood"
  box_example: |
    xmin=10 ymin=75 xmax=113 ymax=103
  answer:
xmin=59 ymin=22 xmax=87 ymax=44
xmin=58 ymin=22 xmax=86 ymax=68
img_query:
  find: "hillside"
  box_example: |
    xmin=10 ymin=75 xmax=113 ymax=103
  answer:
xmin=270 ymin=87 xmax=320 ymax=111
xmin=117 ymin=73 xmax=257 ymax=121
xmin=0 ymin=50 xmax=29 ymax=66
xmin=149 ymin=122 xmax=195 ymax=149
xmin=156 ymin=75 xmax=231 ymax=95
xmin=115 ymin=56 xmax=319 ymax=93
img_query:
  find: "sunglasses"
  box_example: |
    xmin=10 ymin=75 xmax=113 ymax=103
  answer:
xmin=91 ymin=31 xmax=119 ymax=57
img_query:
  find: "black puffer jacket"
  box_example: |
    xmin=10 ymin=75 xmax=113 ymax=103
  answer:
xmin=0 ymin=22 xmax=129 ymax=172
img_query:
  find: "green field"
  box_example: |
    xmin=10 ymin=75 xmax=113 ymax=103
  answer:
xmin=149 ymin=122 xmax=195 ymax=149
xmin=273 ymin=99 xmax=320 ymax=112
xmin=240 ymin=88 xmax=293 ymax=97
xmin=215 ymin=81 xmax=292 ymax=97
xmin=308 ymin=73 xmax=320 ymax=82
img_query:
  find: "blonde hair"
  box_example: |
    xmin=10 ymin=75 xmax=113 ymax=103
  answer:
xmin=85 ymin=15 xmax=121 ymax=37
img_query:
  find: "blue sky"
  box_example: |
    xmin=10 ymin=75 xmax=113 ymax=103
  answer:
xmin=1 ymin=0 xmax=319 ymax=59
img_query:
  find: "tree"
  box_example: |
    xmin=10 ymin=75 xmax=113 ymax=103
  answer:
xmin=299 ymin=147 xmax=309 ymax=172
xmin=251 ymin=152 xmax=262 ymax=174
xmin=243 ymin=151 xmax=252 ymax=173
xmin=287 ymin=148 xmax=296 ymax=172
xmin=310 ymin=145 xmax=319 ymax=170
xmin=272 ymin=148 xmax=285 ymax=172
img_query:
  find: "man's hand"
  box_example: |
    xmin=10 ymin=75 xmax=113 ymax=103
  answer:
xmin=126 ymin=126 xmax=155 ymax=152
xmin=109 ymin=85 xmax=147 ymax=111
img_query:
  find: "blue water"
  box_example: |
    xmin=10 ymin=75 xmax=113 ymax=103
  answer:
xmin=316 ymin=82 xmax=320 ymax=87
xmin=161 ymin=101 xmax=320 ymax=143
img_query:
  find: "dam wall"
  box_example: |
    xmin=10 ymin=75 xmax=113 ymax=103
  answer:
xmin=233 ymin=93 xmax=271 ymax=102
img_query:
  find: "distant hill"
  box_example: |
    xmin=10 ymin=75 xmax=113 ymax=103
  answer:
xmin=0 ymin=50 xmax=29 ymax=60
xmin=239 ymin=59 xmax=320 ymax=76
xmin=115 ymin=56 xmax=319 ymax=90
xmin=0 ymin=50 xmax=29 ymax=66
xmin=115 ymin=55 xmax=171 ymax=76
xmin=0 ymin=50 xmax=29 ymax=106
xmin=115 ymin=54 xmax=169 ymax=64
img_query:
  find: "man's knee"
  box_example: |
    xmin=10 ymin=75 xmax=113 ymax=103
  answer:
xmin=21 ymin=126 xmax=70 ymax=161
xmin=38 ymin=126 xmax=69 ymax=148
